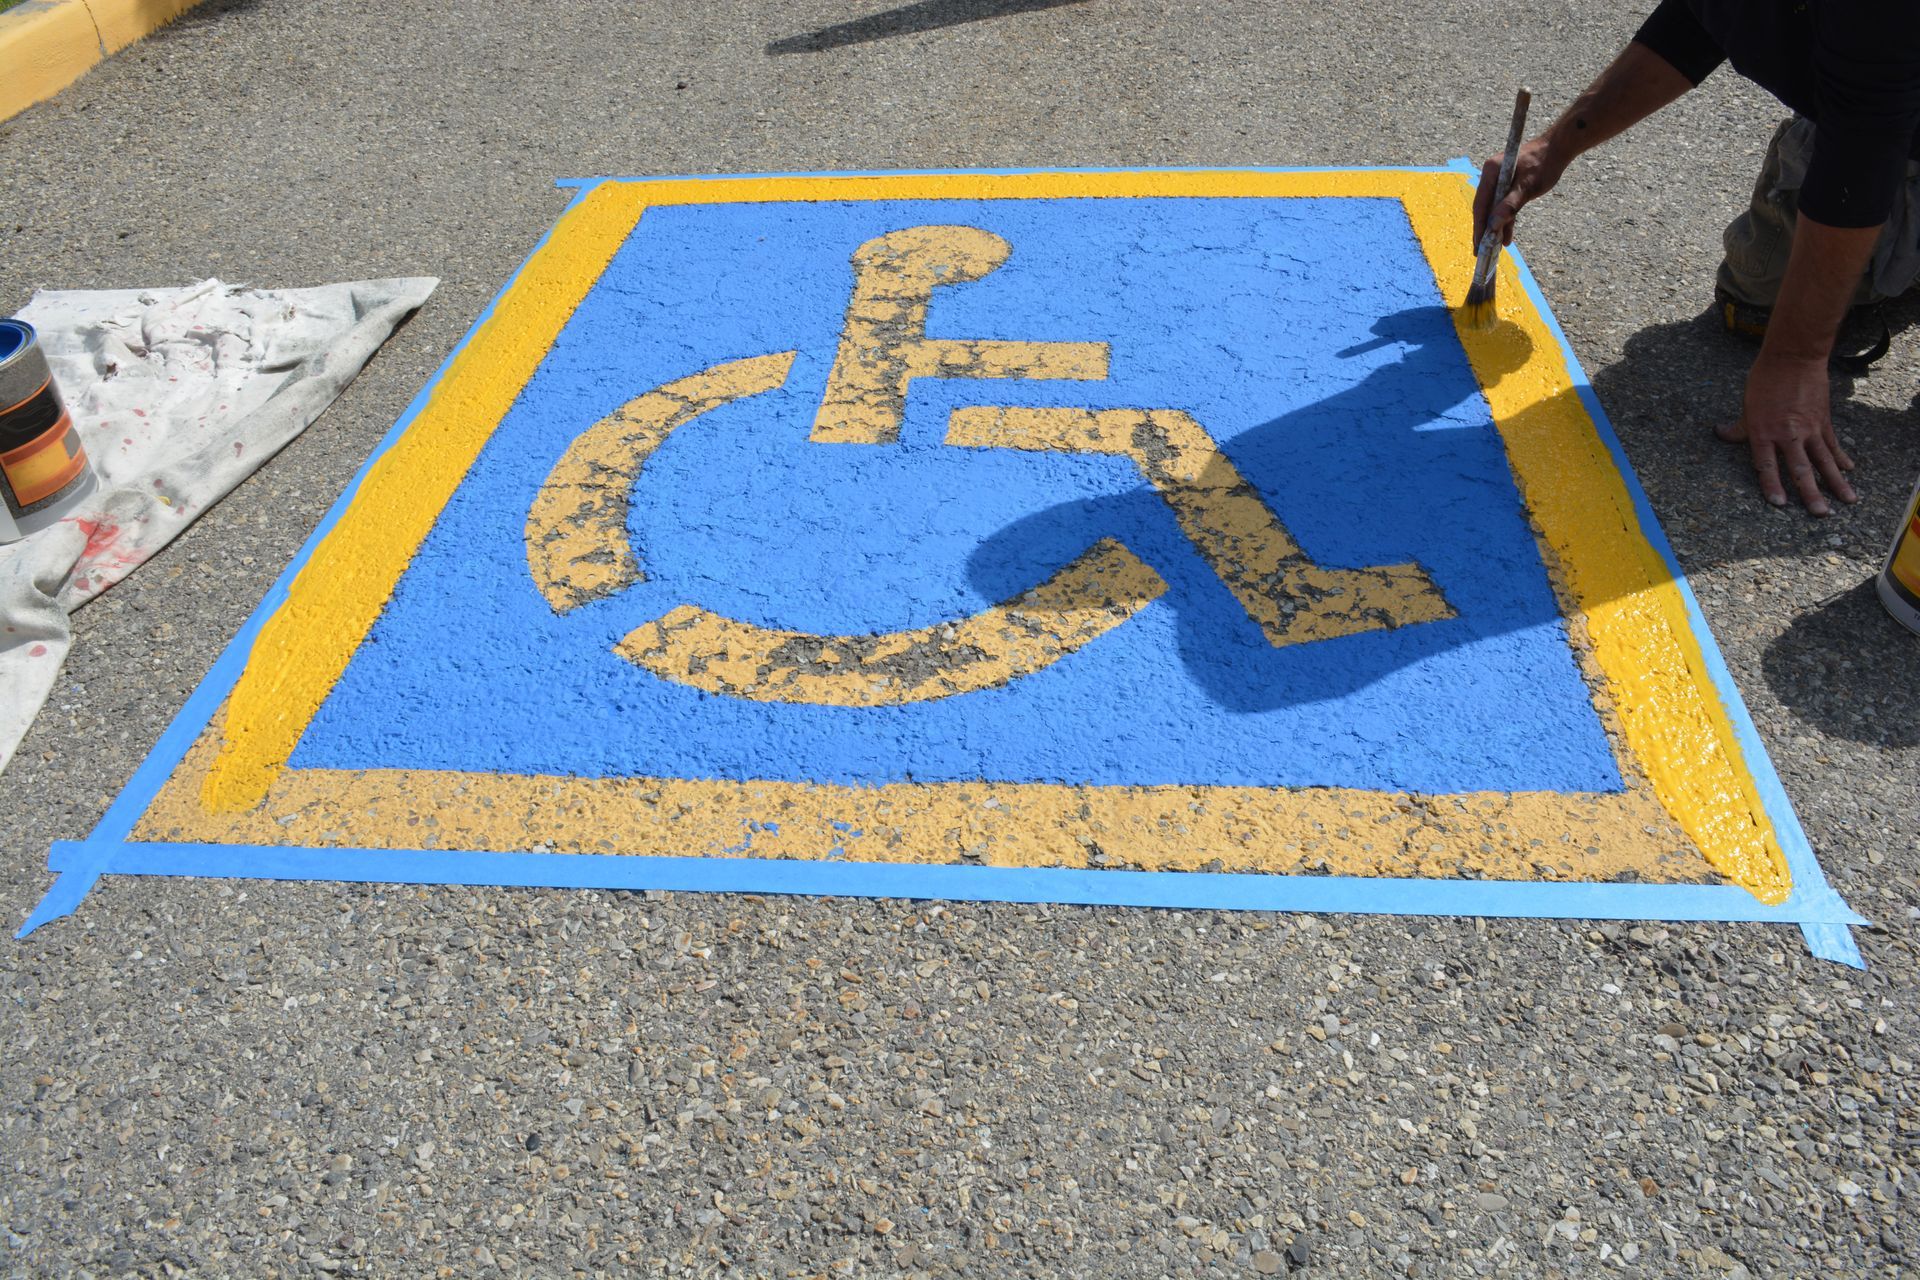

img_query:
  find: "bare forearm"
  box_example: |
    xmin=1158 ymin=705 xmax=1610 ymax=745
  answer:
xmin=1727 ymin=216 xmax=1877 ymax=514
xmin=1759 ymin=216 xmax=1882 ymax=364
xmin=1474 ymin=41 xmax=1697 ymax=246
xmin=1540 ymin=41 xmax=1695 ymax=166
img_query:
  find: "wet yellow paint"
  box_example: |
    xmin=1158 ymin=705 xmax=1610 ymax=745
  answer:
xmin=948 ymin=406 xmax=1454 ymax=645
xmin=203 ymin=183 xmax=649 ymax=813
xmin=527 ymin=352 xmax=796 ymax=613
xmin=617 ymin=538 xmax=1165 ymax=704
xmin=1393 ymin=180 xmax=1790 ymax=903
xmin=811 ymin=225 xmax=1109 ymax=444
xmin=190 ymin=168 xmax=1789 ymax=902
xmin=142 ymin=721 xmax=1710 ymax=886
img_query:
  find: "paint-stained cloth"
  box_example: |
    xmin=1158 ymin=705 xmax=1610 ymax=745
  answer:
xmin=0 ymin=276 xmax=436 ymax=777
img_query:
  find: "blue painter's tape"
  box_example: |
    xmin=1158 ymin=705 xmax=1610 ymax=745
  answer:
xmin=1500 ymin=244 xmax=1865 ymax=965
xmin=15 ymin=864 xmax=102 ymax=939
xmin=551 ymin=163 xmax=1473 ymax=189
xmin=1800 ymin=922 xmax=1866 ymax=969
xmin=34 ymin=840 xmax=1872 ymax=927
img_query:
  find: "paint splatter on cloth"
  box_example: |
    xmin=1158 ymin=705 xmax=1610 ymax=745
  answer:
xmin=0 ymin=276 xmax=436 ymax=775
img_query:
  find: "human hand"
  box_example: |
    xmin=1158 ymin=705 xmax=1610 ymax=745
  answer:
xmin=1471 ymin=137 xmax=1570 ymax=250
xmin=1716 ymin=352 xmax=1857 ymax=515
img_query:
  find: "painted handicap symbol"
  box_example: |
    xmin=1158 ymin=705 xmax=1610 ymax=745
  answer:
xmin=527 ymin=225 xmax=1453 ymax=705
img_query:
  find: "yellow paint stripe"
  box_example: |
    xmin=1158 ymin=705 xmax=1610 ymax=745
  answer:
xmin=1393 ymin=173 xmax=1790 ymax=903
xmin=143 ymin=725 xmax=1711 ymax=887
xmin=186 ymin=167 xmax=1788 ymax=904
xmin=596 ymin=170 xmax=1446 ymax=207
xmin=617 ymin=538 xmax=1166 ymax=704
xmin=202 ymin=183 xmax=651 ymax=811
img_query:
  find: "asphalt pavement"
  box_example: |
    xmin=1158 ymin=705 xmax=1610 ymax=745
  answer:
xmin=1 ymin=1 xmax=1915 ymax=1276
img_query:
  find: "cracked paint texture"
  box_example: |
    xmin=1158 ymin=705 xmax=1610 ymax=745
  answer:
xmin=169 ymin=172 xmax=1798 ymax=903
xmin=301 ymin=195 xmax=1612 ymax=793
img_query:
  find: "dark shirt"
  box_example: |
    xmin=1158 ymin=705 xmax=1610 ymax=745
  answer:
xmin=1634 ymin=0 xmax=1920 ymax=227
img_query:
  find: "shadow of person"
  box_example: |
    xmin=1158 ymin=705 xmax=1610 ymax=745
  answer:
xmin=1336 ymin=303 xmax=1533 ymax=392
xmin=967 ymin=295 xmax=1917 ymax=721
xmin=1761 ymin=580 xmax=1920 ymax=748
xmin=965 ymin=306 xmax=1550 ymax=713
xmin=1584 ymin=305 xmax=1918 ymax=566
xmin=767 ymin=0 xmax=1091 ymax=55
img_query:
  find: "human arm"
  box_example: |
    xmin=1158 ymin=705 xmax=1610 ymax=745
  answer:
xmin=1715 ymin=216 xmax=1876 ymax=514
xmin=1717 ymin=3 xmax=1917 ymax=513
xmin=1471 ymin=39 xmax=1700 ymax=249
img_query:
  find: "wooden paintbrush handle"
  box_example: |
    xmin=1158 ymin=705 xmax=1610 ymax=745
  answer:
xmin=1472 ymin=87 xmax=1533 ymax=291
xmin=1490 ymin=88 xmax=1533 ymax=216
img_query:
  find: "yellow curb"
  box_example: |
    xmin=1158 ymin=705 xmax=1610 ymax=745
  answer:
xmin=0 ymin=0 xmax=208 ymax=123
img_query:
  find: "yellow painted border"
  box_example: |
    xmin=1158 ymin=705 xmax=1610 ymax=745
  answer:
xmin=144 ymin=724 xmax=1709 ymax=885
xmin=201 ymin=184 xmax=649 ymax=811
xmin=185 ymin=169 xmax=1790 ymax=902
xmin=0 ymin=0 xmax=207 ymax=122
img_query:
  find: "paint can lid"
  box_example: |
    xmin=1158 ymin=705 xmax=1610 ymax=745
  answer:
xmin=0 ymin=319 xmax=30 ymax=364
xmin=0 ymin=318 xmax=52 ymax=412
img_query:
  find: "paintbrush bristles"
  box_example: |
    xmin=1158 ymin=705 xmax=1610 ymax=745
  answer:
xmin=1460 ymin=292 xmax=1497 ymax=331
xmin=1463 ymin=272 xmax=1496 ymax=307
xmin=1462 ymin=233 xmax=1502 ymax=328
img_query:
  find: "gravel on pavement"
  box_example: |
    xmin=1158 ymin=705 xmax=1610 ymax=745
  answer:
xmin=1 ymin=2 xmax=1914 ymax=1276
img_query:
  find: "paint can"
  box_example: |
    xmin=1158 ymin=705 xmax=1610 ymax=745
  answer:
xmin=1877 ymin=471 xmax=1920 ymax=636
xmin=0 ymin=318 xmax=97 ymax=543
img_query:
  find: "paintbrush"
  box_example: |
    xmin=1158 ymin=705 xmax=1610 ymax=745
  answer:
xmin=1463 ymin=87 xmax=1532 ymax=330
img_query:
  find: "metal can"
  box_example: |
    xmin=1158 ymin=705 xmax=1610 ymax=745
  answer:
xmin=1877 ymin=471 xmax=1920 ymax=636
xmin=0 ymin=317 xmax=97 ymax=543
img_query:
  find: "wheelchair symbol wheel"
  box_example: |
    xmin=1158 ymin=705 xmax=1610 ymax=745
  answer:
xmin=527 ymin=226 xmax=1452 ymax=706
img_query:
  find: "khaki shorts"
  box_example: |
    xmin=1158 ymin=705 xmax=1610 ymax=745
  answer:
xmin=1718 ymin=116 xmax=1920 ymax=308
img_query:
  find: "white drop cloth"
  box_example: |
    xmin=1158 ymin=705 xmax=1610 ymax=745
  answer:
xmin=0 ymin=276 xmax=437 ymax=776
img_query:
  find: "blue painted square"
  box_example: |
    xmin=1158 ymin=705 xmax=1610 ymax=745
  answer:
xmin=293 ymin=196 xmax=1620 ymax=793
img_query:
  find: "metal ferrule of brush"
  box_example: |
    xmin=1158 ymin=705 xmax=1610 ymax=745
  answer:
xmin=1468 ymin=233 xmax=1501 ymax=299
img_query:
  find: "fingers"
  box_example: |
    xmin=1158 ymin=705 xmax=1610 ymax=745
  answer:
xmin=1822 ymin=420 xmax=1856 ymax=472
xmin=1749 ymin=437 xmax=1789 ymax=508
xmin=1473 ymin=152 xmax=1544 ymax=248
xmin=1471 ymin=158 xmax=1500 ymax=248
xmin=1780 ymin=440 xmax=1831 ymax=516
xmin=1753 ymin=437 xmax=1855 ymax=516
xmin=1496 ymin=195 xmax=1521 ymax=246
xmin=1809 ymin=436 xmax=1857 ymax=505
